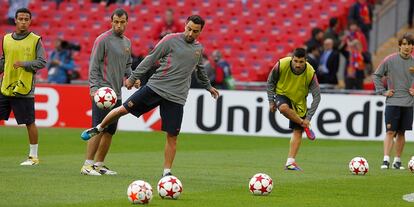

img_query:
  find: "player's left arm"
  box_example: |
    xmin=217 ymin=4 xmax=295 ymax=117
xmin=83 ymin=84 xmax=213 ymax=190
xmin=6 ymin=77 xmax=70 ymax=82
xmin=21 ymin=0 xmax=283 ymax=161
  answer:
xmin=306 ymin=75 xmax=321 ymax=121
xmin=195 ymin=53 xmax=212 ymax=90
xmin=124 ymin=45 xmax=136 ymax=88
xmin=0 ymin=37 xmax=4 ymax=74
xmin=18 ymin=39 xmax=47 ymax=72
xmin=372 ymin=59 xmax=389 ymax=95
xmin=125 ymin=46 xmax=133 ymax=77
xmin=195 ymin=53 xmax=219 ymax=99
xmin=127 ymin=37 xmax=170 ymax=89
xmin=0 ymin=37 xmax=5 ymax=74
xmin=0 ymin=53 xmax=4 ymax=74
xmin=267 ymin=62 xmax=279 ymax=112
xmin=409 ymin=65 xmax=414 ymax=96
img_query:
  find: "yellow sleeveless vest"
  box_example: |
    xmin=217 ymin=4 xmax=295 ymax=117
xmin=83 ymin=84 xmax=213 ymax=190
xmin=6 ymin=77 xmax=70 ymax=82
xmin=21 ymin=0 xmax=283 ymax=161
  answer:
xmin=275 ymin=57 xmax=315 ymax=117
xmin=1 ymin=32 xmax=40 ymax=96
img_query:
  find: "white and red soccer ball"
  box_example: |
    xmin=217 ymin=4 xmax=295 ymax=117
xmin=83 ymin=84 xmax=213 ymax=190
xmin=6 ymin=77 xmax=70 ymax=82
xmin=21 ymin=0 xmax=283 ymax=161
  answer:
xmin=127 ymin=180 xmax=153 ymax=204
xmin=157 ymin=175 xmax=183 ymax=199
xmin=349 ymin=157 xmax=369 ymax=175
xmin=249 ymin=173 xmax=273 ymax=195
xmin=94 ymin=87 xmax=117 ymax=110
xmin=408 ymin=156 xmax=414 ymax=173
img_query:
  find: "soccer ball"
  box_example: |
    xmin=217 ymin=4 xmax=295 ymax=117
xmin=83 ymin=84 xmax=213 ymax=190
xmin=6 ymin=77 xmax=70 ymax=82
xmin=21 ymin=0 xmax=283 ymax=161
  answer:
xmin=157 ymin=175 xmax=183 ymax=199
xmin=127 ymin=180 xmax=153 ymax=204
xmin=408 ymin=157 xmax=414 ymax=173
xmin=349 ymin=157 xmax=369 ymax=175
xmin=94 ymin=87 xmax=117 ymax=110
xmin=249 ymin=173 xmax=273 ymax=195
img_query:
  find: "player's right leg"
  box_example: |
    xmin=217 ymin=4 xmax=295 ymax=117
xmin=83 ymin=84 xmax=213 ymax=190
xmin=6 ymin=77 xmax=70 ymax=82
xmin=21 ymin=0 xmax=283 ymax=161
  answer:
xmin=160 ymin=99 xmax=184 ymax=177
xmin=275 ymin=95 xmax=315 ymax=140
xmin=382 ymin=106 xmax=398 ymax=169
xmin=92 ymin=101 xmax=122 ymax=175
xmin=21 ymin=122 xmax=39 ymax=166
xmin=278 ymin=104 xmax=303 ymax=128
xmin=81 ymin=86 xmax=161 ymax=141
xmin=381 ymin=131 xmax=395 ymax=169
xmin=285 ymin=128 xmax=303 ymax=171
xmin=392 ymin=107 xmax=412 ymax=170
xmin=81 ymin=106 xmax=128 ymax=141
xmin=7 ymin=95 xmax=40 ymax=166
xmin=163 ymin=133 xmax=177 ymax=177
xmin=94 ymin=132 xmax=118 ymax=175
xmin=392 ymin=131 xmax=405 ymax=170
xmin=81 ymin=100 xmax=120 ymax=175
xmin=81 ymin=132 xmax=103 ymax=175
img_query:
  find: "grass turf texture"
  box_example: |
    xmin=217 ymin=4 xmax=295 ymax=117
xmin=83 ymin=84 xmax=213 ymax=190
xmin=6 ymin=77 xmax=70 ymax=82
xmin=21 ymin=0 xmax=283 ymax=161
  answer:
xmin=0 ymin=126 xmax=413 ymax=207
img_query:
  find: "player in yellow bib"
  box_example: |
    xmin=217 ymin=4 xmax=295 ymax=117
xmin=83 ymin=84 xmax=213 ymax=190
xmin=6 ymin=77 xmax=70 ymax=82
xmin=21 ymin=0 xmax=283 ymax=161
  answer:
xmin=0 ymin=8 xmax=46 ymax=166
xmin=267 ymin=48 xmax=321 ymax=171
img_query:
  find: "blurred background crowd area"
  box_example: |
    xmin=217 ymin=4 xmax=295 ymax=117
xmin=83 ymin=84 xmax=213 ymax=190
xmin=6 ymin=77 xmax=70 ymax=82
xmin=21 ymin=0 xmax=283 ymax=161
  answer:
xmin=1 ymin=0 xmax=411 ymax=92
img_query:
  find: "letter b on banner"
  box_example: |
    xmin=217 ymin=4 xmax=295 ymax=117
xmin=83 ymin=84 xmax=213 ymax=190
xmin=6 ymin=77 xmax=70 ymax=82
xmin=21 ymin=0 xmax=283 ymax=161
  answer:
xmin=4 ymin=87 xmax=59 ymax=127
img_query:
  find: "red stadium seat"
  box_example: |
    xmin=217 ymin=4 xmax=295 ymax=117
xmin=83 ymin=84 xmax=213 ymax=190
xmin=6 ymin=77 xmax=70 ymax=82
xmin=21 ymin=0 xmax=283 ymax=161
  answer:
xmin=0 ymin=0 xmax=351 ymax=82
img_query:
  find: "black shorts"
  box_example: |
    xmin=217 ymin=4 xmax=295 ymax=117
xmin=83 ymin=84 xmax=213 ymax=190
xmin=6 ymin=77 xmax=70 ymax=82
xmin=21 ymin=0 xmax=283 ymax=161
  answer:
xmin=275 ymin=94 xmax=304 ymax=130
xmin=384 ymin=106 xmax=413 ymax=132
xmin=123 ymin=86 xmax=183 ymax=136
xmin=92 ymin=99 xmax=122 ymax=135
xmin=0 ymin=93 xmax=35 ymax=125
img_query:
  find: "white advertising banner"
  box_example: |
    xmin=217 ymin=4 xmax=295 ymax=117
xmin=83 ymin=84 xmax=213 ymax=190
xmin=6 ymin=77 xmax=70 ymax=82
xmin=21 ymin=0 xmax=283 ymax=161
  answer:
xmin=3 ymin=85 xmax=402 ymax=141
xmin=119 ymin=88 xmax=413 ymax=141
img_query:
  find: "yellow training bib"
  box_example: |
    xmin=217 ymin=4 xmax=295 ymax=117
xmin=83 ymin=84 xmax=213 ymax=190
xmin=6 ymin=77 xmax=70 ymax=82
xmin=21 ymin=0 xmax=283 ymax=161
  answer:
xmin=275 ymin=57 xmax=315 ymax=117
xmin=1 ymin=32 xmax=40 ymax=96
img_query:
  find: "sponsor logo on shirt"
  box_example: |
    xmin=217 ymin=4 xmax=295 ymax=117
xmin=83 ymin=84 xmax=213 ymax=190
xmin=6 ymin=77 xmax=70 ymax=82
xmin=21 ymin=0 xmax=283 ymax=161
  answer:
xmin=24 ymin=47 xmax=32 ymax=59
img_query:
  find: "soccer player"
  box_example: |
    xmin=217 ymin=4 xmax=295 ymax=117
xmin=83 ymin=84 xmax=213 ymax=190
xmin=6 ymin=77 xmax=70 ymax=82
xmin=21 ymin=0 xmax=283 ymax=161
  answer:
xmin=81 ymin=15 xmax=219 ymax=177
xmin=373 ymin=33 xmax=414 ymax=170
xmin=80 ymin=8 xmax=132 ymax=176
xmin=0 ymin=8 xmax=46 ymax=165
xmin=266 ymin=48 xmax=321 ymax=171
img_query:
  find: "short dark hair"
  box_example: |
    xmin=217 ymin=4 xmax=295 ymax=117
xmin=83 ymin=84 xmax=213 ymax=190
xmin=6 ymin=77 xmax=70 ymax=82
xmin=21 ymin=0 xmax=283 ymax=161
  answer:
xmin=311 ymin=27 xmax=323 ymax=37
xmin=398 ymin=33 xmax=414 ymax=46
xmin=329 ymin=17 xmax=338 ymax=28
xmin=306 ymin=44 xmax=318 ymax=53
xmin=111 ymin=8 xmax=128 ymax=21
xmin=187 ymin=15 xmax=205 ymax=29
xmin=292 ymin=48 xmax=307 ymax=58
xmin=15 ymin=8 xmax=31 ymax=19
xmin=348 ymin=20 xmax=358 ymax=27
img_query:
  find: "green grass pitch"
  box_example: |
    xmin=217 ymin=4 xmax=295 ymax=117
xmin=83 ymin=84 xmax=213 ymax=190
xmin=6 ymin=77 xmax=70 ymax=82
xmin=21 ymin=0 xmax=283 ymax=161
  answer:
xmin=0 ymin=126 xmax=413 ymax=207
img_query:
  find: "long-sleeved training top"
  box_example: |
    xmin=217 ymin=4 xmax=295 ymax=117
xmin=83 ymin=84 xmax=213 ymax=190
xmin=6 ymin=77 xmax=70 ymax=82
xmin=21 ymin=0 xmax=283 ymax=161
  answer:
xmin=128 ymin=33 xmax=212 ymax=105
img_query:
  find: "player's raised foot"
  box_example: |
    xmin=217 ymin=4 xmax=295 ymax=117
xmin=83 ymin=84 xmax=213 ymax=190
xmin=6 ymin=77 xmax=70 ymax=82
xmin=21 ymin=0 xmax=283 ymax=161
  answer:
xmin=20 ymin=156 xmax=39 ymax=166
xmin=304 ymin=127 xmax=316 ymax=141
xmin=95 ymin=165 xmax=117 ymax=175
xmin=80 ymin=127 xmax=99 ymax=141
xmin=392 ymin=161 xmax=405 ymax=170
xmin=284 ymin=163 xmax=303 ymax=171
xmin=80 ymin=165 xmax=101 ymax=176
xmin=380 ymin=160 xmax=390 ymax=169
